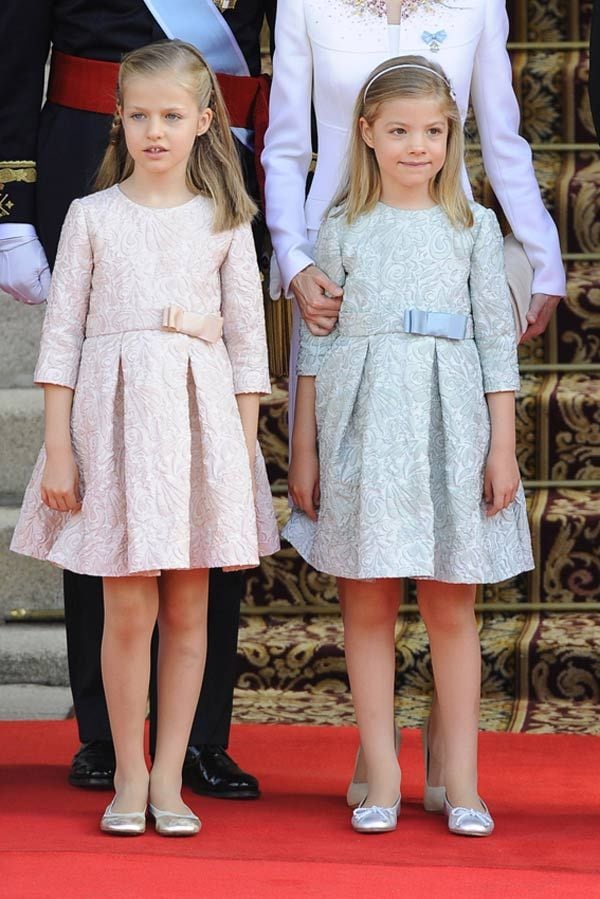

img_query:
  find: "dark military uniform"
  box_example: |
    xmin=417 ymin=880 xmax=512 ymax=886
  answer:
xmin=0 ymin=0 xmax=275 ymax=787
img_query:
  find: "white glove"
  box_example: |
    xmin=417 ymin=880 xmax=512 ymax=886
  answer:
xmin=0 ymin=223 xmax=51 ymax=305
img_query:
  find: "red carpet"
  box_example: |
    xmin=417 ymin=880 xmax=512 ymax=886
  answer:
xmin=1 ymin=722 xmax=599 ymax=898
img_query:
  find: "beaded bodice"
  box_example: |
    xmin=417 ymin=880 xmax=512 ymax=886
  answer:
xmin=340 ymin=0 xmax=451 ymax=21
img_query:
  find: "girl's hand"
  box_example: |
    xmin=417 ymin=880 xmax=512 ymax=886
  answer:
xmin=288 ymin=445 xmax=320 ymax=521
xmin=41 ymin=447 xmax=82 ymax=513
xmin=483 ymin=449 xmax=520 ymax=517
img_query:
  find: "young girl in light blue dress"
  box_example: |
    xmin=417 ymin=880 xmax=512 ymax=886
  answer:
xmin=284 ymin=56 xmax=534 ymax=838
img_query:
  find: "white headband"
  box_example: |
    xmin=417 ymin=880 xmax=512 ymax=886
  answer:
xmin=363 ymin=64 xmax=456 ymax=102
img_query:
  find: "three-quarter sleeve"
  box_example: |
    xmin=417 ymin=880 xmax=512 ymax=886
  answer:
xmin=297 ymin=212 xmax=346 ymax=377
xmin=470 ymin=0 xmax=565 ymax=297
xmin=221 ymin=222 xmax=271 ymax=395
xmin=34 ymin=199 xmax=93 ymax=389
xmin=469 ymin=208 xmax=520 ymax=395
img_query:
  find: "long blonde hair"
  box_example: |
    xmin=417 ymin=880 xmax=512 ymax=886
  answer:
xmin=95 ymin=39 xmax=256 ymax=231
xmin=331 ymin=55 xmax=473 ymax=229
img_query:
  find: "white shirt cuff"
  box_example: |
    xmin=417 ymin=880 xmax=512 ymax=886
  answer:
xmin=0 ymin=223 xmax=37 ymax=240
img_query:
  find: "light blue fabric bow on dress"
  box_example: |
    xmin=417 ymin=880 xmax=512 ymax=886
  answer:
xmin=421 ymin=30 xmax=448 ymax=51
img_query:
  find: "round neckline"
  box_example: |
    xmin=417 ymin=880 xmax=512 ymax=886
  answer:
xmin=115 ymin=184 xmax=202 ymax=211
xmin=377 ymin=201 xmax=441 ymax=213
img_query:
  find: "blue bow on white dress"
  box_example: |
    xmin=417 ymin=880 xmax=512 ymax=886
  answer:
xmin=421 ymin=30 xmax=448 ymax=52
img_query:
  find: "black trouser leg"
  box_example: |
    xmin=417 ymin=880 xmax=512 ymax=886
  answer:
xmin=149 ymin=569 xmax=243 ymax=756
xmin=63 ymin=570 xmax=112 ymax=744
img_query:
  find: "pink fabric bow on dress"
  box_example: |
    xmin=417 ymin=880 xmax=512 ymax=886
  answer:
xmin=162 ymin=305 xmax=223 ymax=343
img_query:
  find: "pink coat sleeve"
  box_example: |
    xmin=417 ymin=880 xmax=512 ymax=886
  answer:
xmin=220 ymin=223 xmax=271 ymax=395
xmin=34 ymin=199 xmax=92 ymax=389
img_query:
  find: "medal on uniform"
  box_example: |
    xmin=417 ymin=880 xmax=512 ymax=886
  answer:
xmin=421 ymin=30 xmax=447 ymax=52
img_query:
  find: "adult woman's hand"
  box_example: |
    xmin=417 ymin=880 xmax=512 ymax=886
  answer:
xmin=520 ymin=293 xmax=562 ymax=343
xmin=290 ymin=264 xmax=343 ymax=336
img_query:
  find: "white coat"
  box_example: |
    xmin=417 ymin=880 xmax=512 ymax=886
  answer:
xmin=262 ymin=0 xmax=565 ymax=299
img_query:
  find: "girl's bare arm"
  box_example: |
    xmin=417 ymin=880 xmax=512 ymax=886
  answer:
xmin=41 ymin=383 xmax=81 ymax=512
xmin=288 ymin=376 xmax=320 ymax=521
xmin=484 ymin=391 xmax=520 ymax=517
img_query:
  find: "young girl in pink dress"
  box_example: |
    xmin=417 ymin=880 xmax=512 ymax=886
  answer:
xmin=11 ymin=39 xmax=279 ymax=836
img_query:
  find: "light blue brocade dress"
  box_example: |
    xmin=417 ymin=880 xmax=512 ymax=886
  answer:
xmin=282 ymin=202 xmax=534 ymax=583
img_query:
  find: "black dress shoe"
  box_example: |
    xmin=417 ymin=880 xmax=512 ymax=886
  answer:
xmin=182 ymin=745 xmax=260 ymax=799
xmin=68 ymin=740 xmax=115 ymax=789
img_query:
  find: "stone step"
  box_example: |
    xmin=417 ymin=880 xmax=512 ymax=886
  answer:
xmin=0 ymin=292 xmax=44 ymax=389
xmin=0 ymin=684 xmax=72 ymax=720
xmin=0 ymin=507 xmax=62 ymax=617
xmin=0 ymin=623 xmax=68 ymax=686
xmin=0 ymin=388 xmax=43 ymax=499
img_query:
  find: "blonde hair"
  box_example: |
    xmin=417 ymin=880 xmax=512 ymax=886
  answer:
xmin=331 ymin=55 xmax=473 ymax=229
xmin=95 ymin=39 xmax=256 ymax=231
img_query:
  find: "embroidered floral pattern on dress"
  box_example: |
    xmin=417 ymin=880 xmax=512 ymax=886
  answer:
xmin=10 ymin=186 xmax=280 ymax=576
xmin=283 ymin=203 xmax=534 ymax=583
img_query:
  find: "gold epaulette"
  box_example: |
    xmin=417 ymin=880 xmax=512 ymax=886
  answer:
xmin=213 ymin=0 xmax=238 ymax=10
xmin=0 ymin=160 xmax=36 ymax=218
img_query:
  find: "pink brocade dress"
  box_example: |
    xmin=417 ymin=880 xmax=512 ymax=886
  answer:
xmin=11 ymin=186 xmax=280 ymax=576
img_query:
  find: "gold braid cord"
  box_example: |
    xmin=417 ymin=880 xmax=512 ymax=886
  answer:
xmin=0 ymin=160 xmax=37 ymax=184
xmin=264 ymin=289 xmax=293 ymax=378
xmin=0 ymin=160 xmax=36 ymax=218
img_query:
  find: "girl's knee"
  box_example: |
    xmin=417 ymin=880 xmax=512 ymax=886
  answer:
xmin=418 ymin=586 xmax=476 ymax=634
xmin=103 ymin=611 xmax=154 ymax=646
xmin=103 ymin=581 xmax=157 ymax=641
xmin=159 ymin=598 xmax=206 ymax=636
xmin=422 ymin=606 xmax=473 ymax=636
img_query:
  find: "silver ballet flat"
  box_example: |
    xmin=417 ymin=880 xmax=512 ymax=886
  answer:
xmin=422 ymin=717 xmax=445 ymax=814
xmin=351 ymin=796 xmax=401 ymax=834
xmin=346 ymin=726 xmax=402 ymax=808
xmin=444 ymin=795 xmax=494 ymax=837
xmin=148 ymin=802 xmax=201 ymax=837
xmin=100 ymin=799 xmax=146 ymax=836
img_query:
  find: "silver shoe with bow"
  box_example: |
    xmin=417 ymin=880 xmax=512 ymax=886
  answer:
xmin=351 ymin=796 xmax=401 ymax=834
xmin=444 ymin=795 xmax=494 ymax=837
